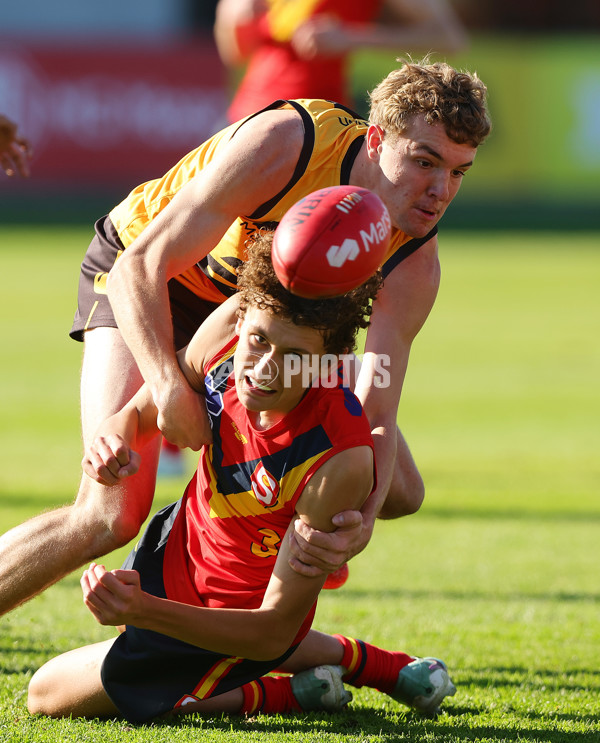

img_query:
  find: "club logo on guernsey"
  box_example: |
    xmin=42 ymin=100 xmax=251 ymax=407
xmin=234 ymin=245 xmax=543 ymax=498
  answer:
xmin=204 ymin=357 xmax=235 ymax=423
xmin=231 ymin=420 xmax=248 ymax=444
xmin=250 ymin=462 xmax=280 ymax=508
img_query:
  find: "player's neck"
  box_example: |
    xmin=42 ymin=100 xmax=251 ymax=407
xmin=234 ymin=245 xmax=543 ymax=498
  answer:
xmin=253 ymin=410 xmax=285 ymax=431
xmin=250 ymin=386 xmax=312 ymax=431
xmin=347 ymin=140 xmax=371 ymax=190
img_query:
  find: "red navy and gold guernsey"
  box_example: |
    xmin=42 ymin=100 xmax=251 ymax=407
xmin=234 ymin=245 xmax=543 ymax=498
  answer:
xmin=108 ymin=98 xmax=436 ymax=304
xmin=100 ymin=336 xmax=375 ymax=722
xmin=163 ymin=336 xmax=374 ymax=631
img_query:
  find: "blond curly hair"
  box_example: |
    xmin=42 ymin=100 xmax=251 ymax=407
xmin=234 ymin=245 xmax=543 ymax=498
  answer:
xmin=369 ymin=59 xmax=491 ymax=147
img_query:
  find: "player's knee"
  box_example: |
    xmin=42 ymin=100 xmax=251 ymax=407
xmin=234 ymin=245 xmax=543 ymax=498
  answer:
xmin=27 ymin=671 xmax=48 ymax=715
xmin=28 ymin=665 xmax=62 ymax=717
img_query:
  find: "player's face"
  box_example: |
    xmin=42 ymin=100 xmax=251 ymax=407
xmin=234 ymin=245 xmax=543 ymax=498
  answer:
xmin=234 ymin=306 xmax=328 ymax=428
xmin=366 ymin=115 xmax=477 ymax=238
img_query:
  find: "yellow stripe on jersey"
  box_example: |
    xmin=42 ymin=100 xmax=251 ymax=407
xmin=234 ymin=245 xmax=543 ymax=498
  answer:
xmin=205 ymin=341 xmax=236 ymax=377
xmin=205 ymin=448 xmax=331 ymax=519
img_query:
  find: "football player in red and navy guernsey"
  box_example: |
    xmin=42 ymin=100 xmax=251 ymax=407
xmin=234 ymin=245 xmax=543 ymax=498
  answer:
xmin=28 ymin=233 xmax=456 ymax=723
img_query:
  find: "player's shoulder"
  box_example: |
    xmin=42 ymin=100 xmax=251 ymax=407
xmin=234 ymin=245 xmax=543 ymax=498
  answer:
xmin=315 ymin=381 xmax=371 ymax=438
xmin=229 ymin=104 xmax=306 ymax=172
xmin=295 ymin=98 xmax=368 ymax=124
xmin=236 ymin=103 xmax=306 ymax=143
xmin=240 ymin=99 xmax=366 ymax=141
xmin=329 ymin=442 xmax=373 ymax=472
xmin=315 ymin=444 xmax=373 ymax=490
xmin=382 ymin=227 xmax=440 ymax=282
xmin=299 ymin=442 xmax=374 ymax=522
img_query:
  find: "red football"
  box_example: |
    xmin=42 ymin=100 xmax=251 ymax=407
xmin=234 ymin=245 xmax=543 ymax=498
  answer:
xmin=272 ymin=185 xmax=391 ymax=298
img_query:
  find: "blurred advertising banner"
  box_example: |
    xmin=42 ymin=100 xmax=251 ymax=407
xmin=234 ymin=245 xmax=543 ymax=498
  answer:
xmin=454 ymin=36 xmax=600 ymax=203
xmin=0 ymin=38 xmax=228 ymax=194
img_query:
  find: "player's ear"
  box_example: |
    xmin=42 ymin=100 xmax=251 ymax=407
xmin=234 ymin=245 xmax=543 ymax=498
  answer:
xmin=235 ymin=315 xmax=244 ymax=335
xmin=366 ymin=125 xmax=385 ymax=160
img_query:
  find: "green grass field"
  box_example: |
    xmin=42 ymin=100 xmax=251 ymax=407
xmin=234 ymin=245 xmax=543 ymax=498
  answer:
xmin=0 ymin=227 xmax=599 ymax=743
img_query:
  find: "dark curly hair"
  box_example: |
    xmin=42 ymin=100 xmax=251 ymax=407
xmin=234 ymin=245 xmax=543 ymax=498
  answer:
xmin=237 ymin=231 xmax=382 ymax=355
xmin=369 ymin=58 xmax=491 ymax=147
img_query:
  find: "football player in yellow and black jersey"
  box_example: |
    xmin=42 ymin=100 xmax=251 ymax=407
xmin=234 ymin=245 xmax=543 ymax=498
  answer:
xmin=0 ymin=60 xmax=491 ymax=619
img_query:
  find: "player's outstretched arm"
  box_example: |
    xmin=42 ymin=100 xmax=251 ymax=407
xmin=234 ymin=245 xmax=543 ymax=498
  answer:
xmin=106 ymin=109 xmax=304 ymax=451
xmin=381 ymin=0 xmax=468 ymax=54
xmin=80 ymin=446 xmax=373 ymax=661
xmin=289 ymin=239 xmax=441 ymax=573
xmin=357 ymin=235 xmax=440 ymax=521
xmin=291 ymin=0 xmax=467 ymax=60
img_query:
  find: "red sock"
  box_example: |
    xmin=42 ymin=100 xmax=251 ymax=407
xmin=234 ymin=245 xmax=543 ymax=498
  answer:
xmin=333 ymin=634 xmax=414 ymax=695
xmin=240 ymin=675 xmax=302 ymax=715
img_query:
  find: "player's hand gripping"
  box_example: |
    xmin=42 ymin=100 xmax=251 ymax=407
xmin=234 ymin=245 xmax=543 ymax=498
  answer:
xmin=154 ymin=381 xmax=212 ymax=452
xmin=82 ymin=434 xmax=141 ymax=486
xmin=81 ymin=562 xmax=145 ymax=627
xmin=288 ymin=509 xmax=373 ymax=577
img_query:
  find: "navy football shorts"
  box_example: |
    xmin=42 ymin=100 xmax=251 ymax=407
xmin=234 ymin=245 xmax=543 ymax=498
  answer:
xmin=101 ymin=501 xmax=297 ymax=723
